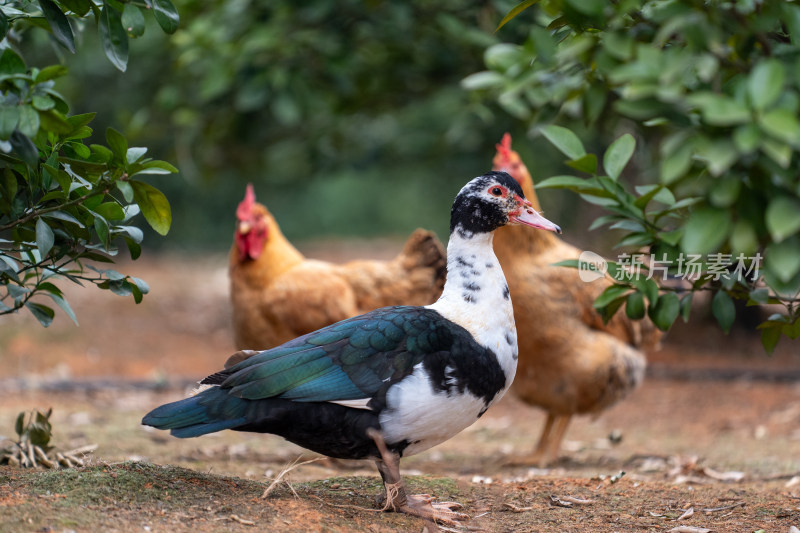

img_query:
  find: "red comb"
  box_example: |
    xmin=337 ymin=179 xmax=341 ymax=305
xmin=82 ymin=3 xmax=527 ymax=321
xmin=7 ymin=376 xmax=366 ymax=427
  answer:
xmin=236 ymin=183 xmax=256 ymax=219
xmin=495 ymin=133 xmax=513 ymax=162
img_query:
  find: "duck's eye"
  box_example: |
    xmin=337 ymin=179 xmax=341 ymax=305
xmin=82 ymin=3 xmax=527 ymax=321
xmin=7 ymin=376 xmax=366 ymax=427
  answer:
xmin=490 ymin=187 xmax=503 ymax=196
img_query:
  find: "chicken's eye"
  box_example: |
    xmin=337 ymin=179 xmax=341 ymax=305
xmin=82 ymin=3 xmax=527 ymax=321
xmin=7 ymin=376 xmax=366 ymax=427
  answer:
xmin=490 ymin=187 xmax=503 ymax=197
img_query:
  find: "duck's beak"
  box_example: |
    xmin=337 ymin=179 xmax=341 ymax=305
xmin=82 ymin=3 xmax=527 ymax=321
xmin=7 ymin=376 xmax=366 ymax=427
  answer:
xmin=509 ymin=200 xmax=562 ymax=234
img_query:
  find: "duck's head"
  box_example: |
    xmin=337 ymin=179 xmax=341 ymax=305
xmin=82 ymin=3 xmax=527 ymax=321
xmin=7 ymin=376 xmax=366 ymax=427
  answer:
xmin=450 ymin=171 xmax=561 ymax=238
xmin=234 ymin=184 xmax=270 ymax=261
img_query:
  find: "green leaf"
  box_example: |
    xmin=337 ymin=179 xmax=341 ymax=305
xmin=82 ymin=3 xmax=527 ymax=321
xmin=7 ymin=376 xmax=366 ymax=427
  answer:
xmin=140 ymin=160 xmax=179 ymax=173
xmin=689 ymin=93 xmax=751 ymax=126
xmin=18 ymin=105 xmax=40 ymax=137
xmin=25 ymin=302 xmax=55 ymax=327
xmin=152 ymin=0 xmax=180 ymax=34
xmin=95 ymin=202 xmax=125 ymax=221
xmin=40 ymin=285 xmax=78 ymax=326
xmin=730 ymin=220 xmax=758 ymax=255
xmin=659 ymin=143 xmax=692 ymax=184
xmin=766 ymin=196 xmax=800 ymax=243
xmin=39 ymin=110 xmax=73 ymax=135
xmin=764 ymin=268 xmax=800 ymax=300
xmin=34 ymin=64 xmax=68 ymax=83
xmin=0 ymin=105 xmax=19 ymax=140
xmin=603 ymin=134 xmax=635 ymax=181
xmin=94 ymin=214 xmax=110 ymax=248
xmin=697 ymin=139 xmax=738 ymax=177
xmin=35 ymin=217 xmax=55 ymax=258
xmin=733 ymin=123 xmax=761 ymax=154
xmin=748 ymin=288 xmax=770 ymax=305
xmin=540 ymin=125 xmax=586 ymax=160
xmin=709 ymin=177 xmax=741 ymax=208
xmin=105 ymin=127 xmax=128 ymax=159
xmin=0 ymin=48 xmax=25 ymax=76
xmin=783 ymin=317 xmax=800 ymax=340
xmin=117 ymin=180 xmax=134 ymax=202
xmin=496 ymin=0 xmax=539 ymax=32
xmin=0 ymin=11 xmax=7 ymax=42
xmin=759 ymin=109 xmax=800 ymax=146
xmin=38 ymin=0 xmax=76 ymax=53
xmin=711 ymin=290 xmax=735 ymax=334
xmin=121 ymin=4 xmax=146 ymax=37
xmin=552 ymin=259 xmax=580 ymax=269
xmin=124 ymin=237 xmax=141 ymax=260
xmin=99 ymin=2 xmax=129 ymax=72
xmin=10 ymin=130 xmax=39 ymax=167
xmin=648 ymin=292 xmax=680 ymax=331
xmin=126 ymin=147 xmax=147 ymax=164
xmin=32 ymin=94 xmax=55 ymax=111
xmin=632 ymin=277 xmax=659 ymax=304
xmin=765 ymin=237 xmax=800 ymax=283
xmin=748 ymin=59 xmax=784 ymax=111
xmin=625 ymin=291 xmax=645 ymax=319
xmin=59 ymin=0 xmax=91 ymax=16
xmin=760 ymin=324 xmax=782 ymax=354
xmin=679 ymin=293 xmax=693 ymax=323
xmin=131 ymin=180 xmax=172 ymax=235
xmin=761 ymin=138 xmax=792 ymax=168
xmin=565 ymin=153 xmax=597 ymax=174
xmin=593 ymin=284 xmax=629 ymax=309
xmin=681 ymin=207 xmax=731 ymax=255
xmin=460 ymin=71 xmax=505 ymax=90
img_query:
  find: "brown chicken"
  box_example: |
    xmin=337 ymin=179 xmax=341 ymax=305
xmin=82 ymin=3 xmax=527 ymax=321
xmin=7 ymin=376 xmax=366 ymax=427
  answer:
xmin=229 ymin=184 xmax=447 ymax=350
xmin=492 ymin=133 xmax=661 ymax=466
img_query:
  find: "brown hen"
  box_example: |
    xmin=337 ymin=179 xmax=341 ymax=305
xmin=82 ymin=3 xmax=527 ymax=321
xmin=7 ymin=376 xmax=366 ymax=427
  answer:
xmin=492 ymin=134 xmax=661 ymax=466
xmin=229 ymin=184 xmax=446 ymax=350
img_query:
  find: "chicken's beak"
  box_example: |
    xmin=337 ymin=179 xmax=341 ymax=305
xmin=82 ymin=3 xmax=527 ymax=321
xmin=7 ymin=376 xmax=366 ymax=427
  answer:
xmin=238 ymin=221 xmax=252 ymax=235
xmin=509 ymin=200 xmax=562 ymax=234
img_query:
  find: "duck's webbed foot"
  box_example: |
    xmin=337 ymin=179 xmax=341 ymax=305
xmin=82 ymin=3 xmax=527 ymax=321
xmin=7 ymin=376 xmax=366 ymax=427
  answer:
xmin=366 ymin=428 xmax=469 ymax=527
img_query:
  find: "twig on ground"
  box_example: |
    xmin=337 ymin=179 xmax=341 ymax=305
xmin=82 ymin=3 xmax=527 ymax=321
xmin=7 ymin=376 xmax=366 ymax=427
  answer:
xmin=502 ymin=502 xmax=533 ymax=512
xmin=261 ymin=456 xmax=321 ymax=499
xmin=702 ymin=501 xmax=745 ymax=513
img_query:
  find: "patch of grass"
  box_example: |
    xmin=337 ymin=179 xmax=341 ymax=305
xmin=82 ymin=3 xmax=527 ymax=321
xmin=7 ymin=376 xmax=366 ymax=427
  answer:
xmin=296 ymin=474 xmax=460 ymax=503
xmin=25 ymin=461 xmax=264 ymax=505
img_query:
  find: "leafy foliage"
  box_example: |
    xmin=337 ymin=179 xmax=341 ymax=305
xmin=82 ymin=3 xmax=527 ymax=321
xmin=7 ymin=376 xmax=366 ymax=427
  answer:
xmin=467 ymin=0 xmax=800 ymax=351
xmin=1 ymin=1 xmax=178 ymax=326
xmin=47 ymin=0 xmax=532 ymax=248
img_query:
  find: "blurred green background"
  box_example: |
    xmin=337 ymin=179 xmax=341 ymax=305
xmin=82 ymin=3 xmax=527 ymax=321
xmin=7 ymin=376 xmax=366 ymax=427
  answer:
xmin=31 ymin=0 xmax=580 ymax=251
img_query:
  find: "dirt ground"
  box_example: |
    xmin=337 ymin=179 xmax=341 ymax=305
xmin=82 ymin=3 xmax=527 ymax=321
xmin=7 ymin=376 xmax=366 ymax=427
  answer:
xmin=1 ymin=248 xmax=799 ymax=532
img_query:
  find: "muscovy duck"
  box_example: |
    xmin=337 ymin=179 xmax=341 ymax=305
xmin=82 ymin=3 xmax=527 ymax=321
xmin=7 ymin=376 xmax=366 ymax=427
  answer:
xmin=142 ymin=171 xmax=561 ymax=525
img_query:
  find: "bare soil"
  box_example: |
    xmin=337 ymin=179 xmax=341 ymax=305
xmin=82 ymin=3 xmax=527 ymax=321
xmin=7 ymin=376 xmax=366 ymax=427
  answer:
xmin=2 ymin=248 xmax=799 ymax=532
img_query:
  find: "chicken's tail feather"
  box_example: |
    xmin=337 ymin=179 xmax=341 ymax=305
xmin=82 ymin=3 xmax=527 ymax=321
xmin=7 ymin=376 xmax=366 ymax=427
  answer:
xmin=398 ymin=229 xmax=447 ymax=283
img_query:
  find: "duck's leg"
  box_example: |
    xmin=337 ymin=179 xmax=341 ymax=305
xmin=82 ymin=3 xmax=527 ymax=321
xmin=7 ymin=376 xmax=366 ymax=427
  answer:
xmin=366 ymin=428 xmax=467 ymax=526
xmin=503 ymin=412 xmax=556 ymax=467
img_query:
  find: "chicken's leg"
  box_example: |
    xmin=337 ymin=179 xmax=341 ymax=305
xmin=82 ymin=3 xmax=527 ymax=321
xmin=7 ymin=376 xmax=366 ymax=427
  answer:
xmin=366 ymin=428 xmax=467 ymax=526
xmin=503 ymin=412 xmax=556 ymax=467
xmin=543 ymin=414 xmax=572 ymax=466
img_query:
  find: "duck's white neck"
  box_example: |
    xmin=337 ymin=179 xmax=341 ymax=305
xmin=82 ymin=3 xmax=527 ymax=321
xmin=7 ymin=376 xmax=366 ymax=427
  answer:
xmin=426 ymin=229 xmax=518 ymax=386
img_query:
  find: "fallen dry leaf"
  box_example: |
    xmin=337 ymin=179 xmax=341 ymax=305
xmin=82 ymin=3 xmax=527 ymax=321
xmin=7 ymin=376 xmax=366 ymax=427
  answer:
xmin=676 ymin=506 xmax=694 ymax=520
xmin=667 ymin=526 xmax=711 ymax=533
xmin=702 ymin=467 xmax=745 ymax=482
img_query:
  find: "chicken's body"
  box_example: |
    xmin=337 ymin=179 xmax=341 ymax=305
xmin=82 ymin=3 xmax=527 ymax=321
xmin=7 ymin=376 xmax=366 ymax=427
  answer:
xmin=492 ymin=134 xmax=660 ymax=466
xmin=229 ymin=186 xmax=446 ymax=350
